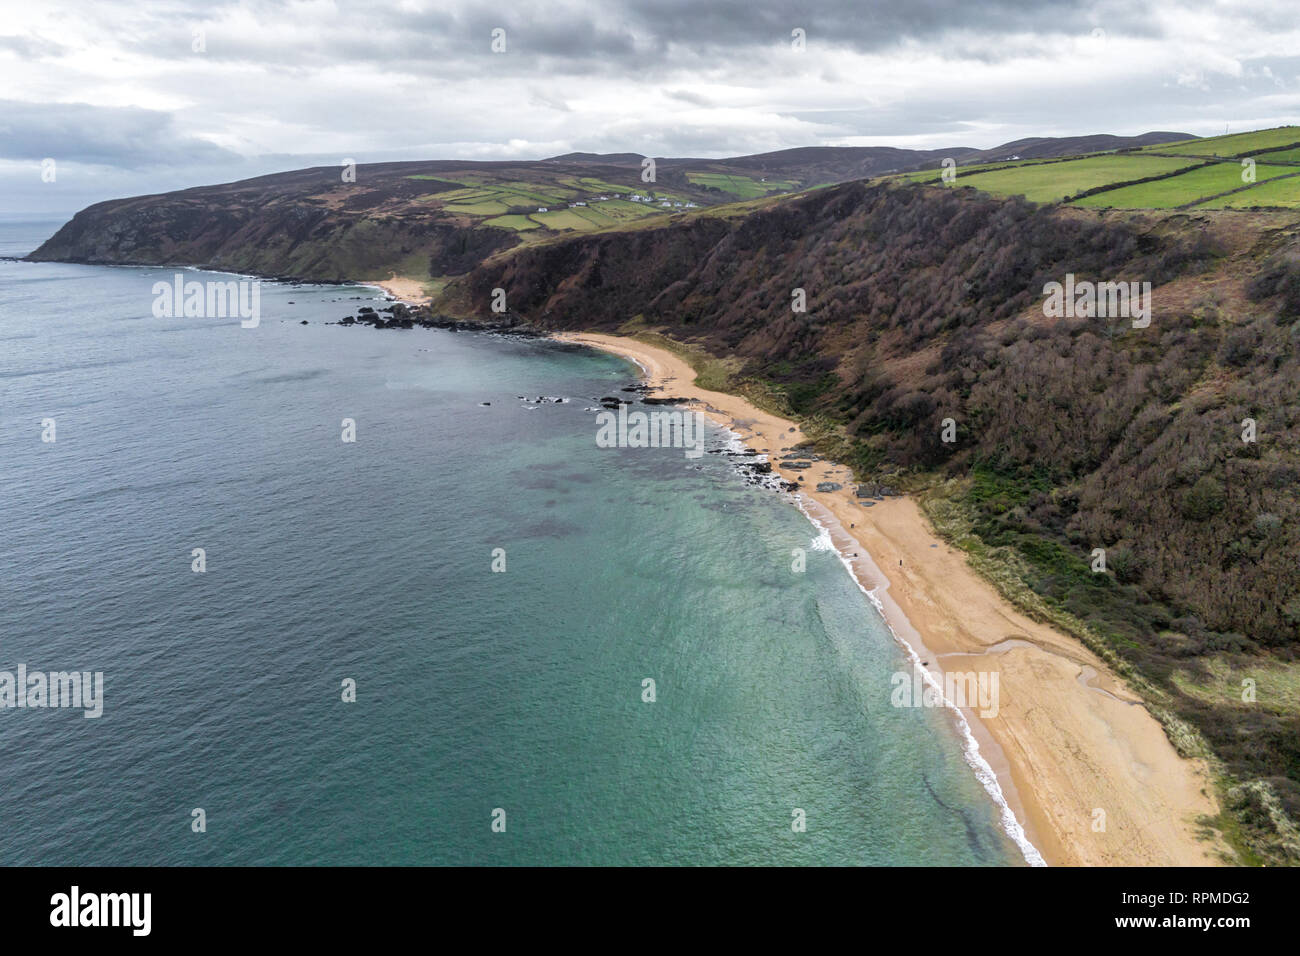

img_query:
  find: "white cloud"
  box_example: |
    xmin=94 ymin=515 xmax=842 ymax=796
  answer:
xmin=0 ymin=0 xmax=1296 ymax=213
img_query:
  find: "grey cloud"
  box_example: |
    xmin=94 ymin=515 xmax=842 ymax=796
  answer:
xmin=0 ymin=34 xmax=66 ymax=57
xmin=0 ymin=100 xmax=242 ymax=168
xmin=83 ymin=0 xmax=1173 ymax=78
xmin=665 ymin=89 xmax=712 ymax=106
xmin=0 ymin=0 xmax=1293 ymax=214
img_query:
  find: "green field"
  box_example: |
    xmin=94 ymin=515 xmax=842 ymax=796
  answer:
xmin=1072 ymin=162 xmax=1294 ymax=209
xmin=443 ymin=199 xmax=512 ymax=215
xmin=955 ymin=154 xmax=1199 ymax=203
xmin=1253 ymin=146 xmax=1300 ymax=164
xmin=528 ymin=208 xmax=600 ymax=230
xmin=895 ymin=158 xmax=1064 ymax=184
xmin=420 ymin=177 xmax=584 ymax=211
xmin=686 ymin=171 xmax=796 ymax=198
xmin=587 ymin=198 xmax=665 ymax=221
xmin=1142 ymin=126 xmax=1300 ymax=157
xmin=1196 ymin=172 xmax=1300 ymax=208
xmin=563 ymin=177 xmax=633 ymax=194
xmin=892 ymin=126 xmax=1300 ymax=209
xmin=482 ymin=214 xmax=541 ymax=230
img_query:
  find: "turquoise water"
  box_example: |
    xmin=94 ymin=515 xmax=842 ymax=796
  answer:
xmin=0 ymin=221 xmax=1022 ymax=865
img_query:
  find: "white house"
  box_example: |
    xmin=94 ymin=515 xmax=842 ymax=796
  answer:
xmin=537 ymin=207 xmax=548 ymax=212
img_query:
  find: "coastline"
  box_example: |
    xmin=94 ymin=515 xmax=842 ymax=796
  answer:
xmin=368 ymin=277 xmax=431 ymax=304
xmin=557 ymin=330 xmax=1227 ymax=867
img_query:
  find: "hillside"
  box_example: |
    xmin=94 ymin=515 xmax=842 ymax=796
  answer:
xmin=438 ymin=179 xmax=1300 ymax=864
xmin=893 ymin=126 xmax=1300 ymax=210
xmin=25 ymin=131 xmax=1193 ymax=288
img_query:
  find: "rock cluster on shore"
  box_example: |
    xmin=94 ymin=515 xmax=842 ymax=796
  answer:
xmin=335 ymin=302 xmax=544 ymax=335
xmin=857 ymin=483 xmax=900 ymax=500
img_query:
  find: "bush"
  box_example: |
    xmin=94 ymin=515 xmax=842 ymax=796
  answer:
xmin=1181 ymin=475 xmax=1226 ymax=520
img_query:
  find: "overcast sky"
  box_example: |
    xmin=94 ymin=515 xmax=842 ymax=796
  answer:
xmin=1 ymin=0 xmax=1296 ymax=215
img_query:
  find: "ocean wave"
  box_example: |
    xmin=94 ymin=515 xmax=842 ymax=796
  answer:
xmin=792 ymin=495 xmax=1048 ymax=868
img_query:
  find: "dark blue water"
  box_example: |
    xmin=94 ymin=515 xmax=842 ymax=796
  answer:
xmin=0 ymin=221 xmax=1023 ymax=865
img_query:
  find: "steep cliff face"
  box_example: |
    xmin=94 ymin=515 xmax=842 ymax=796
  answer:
xmin=26 ymin=181 xmax=520 ymax=281
xmin=444 ymin=182 xmax=1300 ymax=846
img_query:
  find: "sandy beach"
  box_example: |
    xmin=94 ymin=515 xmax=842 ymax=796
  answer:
xmin=368 ymin=276 xmax=431 ymax=304
xmin=557 ymin=330 xmax=1226 ymax=867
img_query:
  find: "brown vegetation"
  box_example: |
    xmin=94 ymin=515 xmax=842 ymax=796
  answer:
xmin=444 ymin=181 xmax=1300 ymax=860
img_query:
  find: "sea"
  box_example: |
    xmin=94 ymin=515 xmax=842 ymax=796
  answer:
xmin=0 ymin=218 xmax=1029 ymax=865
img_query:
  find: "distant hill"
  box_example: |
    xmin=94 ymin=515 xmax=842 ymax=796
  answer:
xmin=962 ymin=131 xmax=1199 ymax=163
xmin=27 ymin=130 xmax=1199 ymax=284
xmin=543 ymin=152 xmax=648 ymax=165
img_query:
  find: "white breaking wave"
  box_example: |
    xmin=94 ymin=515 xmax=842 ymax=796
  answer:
xmin=808 ymin=524 xmax=835 ymax=552
xmin=792 ymin=495 xmax=1048 ymax=868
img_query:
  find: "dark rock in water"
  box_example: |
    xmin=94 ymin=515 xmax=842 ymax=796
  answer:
xmin=340 ymin=315 xmax=356 ymax=324
xmin=743 ymin=461 xmax=772 ymax=475
xmin=329 ymin=300 xmax=546 ymax=337
xmin=288 ymin=301 xmax=295 ymax=304
xmin=480 ymin=402 xmax=491 ymax=406
xmin=300 ymin=319 xmax=308 ymax=325
xmin=816 ymin=482 xmax=843 ymax=492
